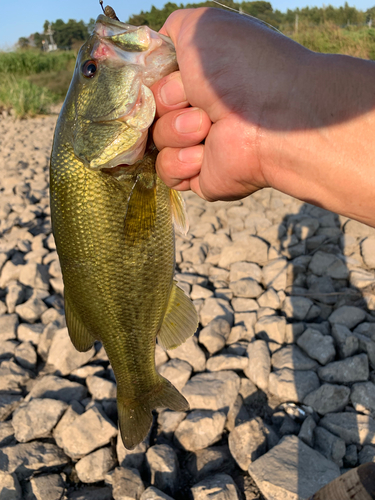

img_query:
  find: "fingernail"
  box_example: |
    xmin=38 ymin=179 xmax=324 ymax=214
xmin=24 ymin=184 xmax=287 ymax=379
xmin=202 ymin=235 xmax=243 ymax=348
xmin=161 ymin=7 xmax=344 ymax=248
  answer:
xmin=175 ymin=109 xmax=202 ymax=134
xmin=160 ymin=76 xmax=187 ymax=106
xmin=178 ymin=145 xmax=204 ymax=163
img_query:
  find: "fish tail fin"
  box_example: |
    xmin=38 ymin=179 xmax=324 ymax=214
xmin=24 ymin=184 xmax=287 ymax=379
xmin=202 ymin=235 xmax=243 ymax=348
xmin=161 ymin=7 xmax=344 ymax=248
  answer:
xmin=118 ymin=376 xmax=189 ymax=450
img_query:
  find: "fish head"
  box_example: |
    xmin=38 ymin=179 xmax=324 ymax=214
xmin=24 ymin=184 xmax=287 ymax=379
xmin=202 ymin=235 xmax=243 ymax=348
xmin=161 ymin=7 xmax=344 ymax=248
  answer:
xmin=60 ymin=15 xmax=177 ymax=171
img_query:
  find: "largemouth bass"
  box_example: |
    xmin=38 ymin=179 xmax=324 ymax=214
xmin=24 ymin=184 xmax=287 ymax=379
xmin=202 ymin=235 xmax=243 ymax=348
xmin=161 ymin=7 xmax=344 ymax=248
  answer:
xmin=50 ymin=11 xmax=198 ymax=449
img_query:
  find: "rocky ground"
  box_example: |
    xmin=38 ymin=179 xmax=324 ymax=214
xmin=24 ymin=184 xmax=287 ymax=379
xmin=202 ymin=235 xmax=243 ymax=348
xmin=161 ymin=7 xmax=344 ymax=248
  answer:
xmin=0 ymin=113 xmax=375 ymax=500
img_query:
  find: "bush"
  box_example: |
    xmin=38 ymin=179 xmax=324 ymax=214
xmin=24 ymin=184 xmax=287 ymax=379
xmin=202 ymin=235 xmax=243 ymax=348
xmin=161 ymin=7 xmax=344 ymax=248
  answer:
xmin=0 ymin=50 xmax=76 ymax=75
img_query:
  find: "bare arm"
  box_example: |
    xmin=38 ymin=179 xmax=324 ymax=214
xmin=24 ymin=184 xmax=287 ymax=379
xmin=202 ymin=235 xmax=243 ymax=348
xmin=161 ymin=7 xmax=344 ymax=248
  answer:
xmin=151 ymin=7 xmax=375 ymax=227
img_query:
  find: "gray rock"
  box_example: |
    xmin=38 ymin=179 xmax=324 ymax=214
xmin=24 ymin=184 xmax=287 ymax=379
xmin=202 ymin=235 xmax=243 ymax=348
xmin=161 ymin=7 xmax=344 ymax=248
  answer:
xmin=86 ymin=375 xmax=117 ymax=400
xmin=0 ymin=340 xmax=17 ymax=360
xmin=200 ymin=298 xmax=234 ymax=327
xmin=269 ymin=368 xmax=320 ymax=403
xmin=248 ymin=435 xmax=340 ymax=500
xmin=354 ymin=322 xmax=375 ymax=339
xmin=297 ymin=328 xmax=336 ymax=365
xmin=284 ymin=322 xmax=306 ymax=344
xmin=228 ymin=419 xmax=267 ymax=470
xmin=159 ymin=359 xmax=192 ymax=391
xmin=58 ymin=405 xmax=118 ymax=459
xmin=279 ymin=414 xmax=301 ymax=437
xmin=219 ymin=238 xmax=268 ymax=269
xmin=344 ymin=219 xmax=375 ymax=238
xmin=0 ymin=360 xmax=32 ymax=393
xmin=15 ymin=295 xmax=48 ymax=323
xmin=26 ymin=474 xmax=65 ymax=500
xmin=262 ymin=258 xmax=288 ymax=291
xmin=5 ymin=282 xmax=24 ymax=314
xmin=358 ymin=445 xmax=375 ymax=464
xmin=229 ymin=262 xmax=262 ymax=283
xmin=76 ymin=447 xmax=117 ymax=483
xmin=186 ymin=446 xmax=235 ymax=483
xmin=298 ymin=415 xmax=316 ymax=447
xmin=146 ymin=444 xmax=179 ymax=495
xmin=158 ymin=410 xmax=186 ymax=439
xmin=0 ymin=394 xmax=23 ymax=422
xmin=282 ymin=296 xmax=313 ymax=321
xmin=318 ymin=354 xmax=369 ymax=383
xmin=272 ymin=345 xmax=318 ymax=371
xmin=344 ymin=444 xmax=358 ymax=467
xmin=17 ymin=323 xmax=44 ymax=345
xmin=314 ymin=426 xmax=346 ymax=466
xmin=229 ymin=279 xmax=263 ymax=299
xmin=255 ymin=315 xmax=286 ymax=344
xmin=0 ymin=314 xmax=18 ymax=340
xmin=117 ymin=435 xmax=148 ymax=470
xmin=328 ymin=306 xmax=367 ymax=329
xmin=53 ymin=401 xmax=85 ymax=448
xmin=320 ymin=412 xmax=375 ymax=445
xmin=350 ymin=381 xmax=375 ymax=413
xmin=174 ymin=410 xmax=226 ymax=451
xmin=331 ymin=323 xmax=359 ymax=359
xmin=167 ymin=337 xmax=206 ymax=372
xmin=0 ymin=262 xmax=21 ymax=289
xmin=244 ymin=340 xmax=270 ymax=392
xmin=199 ymin=319 xmax=231 ymax=355
xmin=294 ymin=217 xmax=320 ymax=239
xmin=182 ymin=371 xmax=240 ymax=411
xmin=18 ymin=262 xmax=49 ymax=290
xmin=111 ymin=467 xmax=145 ymax=500
xmin=304 ymin=384 xmax=350 ymax=415
xmin=26 ymin=374 xmax=87 ymax=403
xmin=226 ymin=395 xmax=250 ymax=431
xmin=68 ymin=486 xmax=112 ymax=500
xmin=0 ymin=441 xmax=68 ymax=480
xmin=46 ymin=328 xmax=95 ymax=376
xmin=182 ymin=243 xmax=206 ymax=264
xmin=206 ymin=354 xmax=248 ymax=372
xmin=14 ymin=342 xmax=37 ymax=370
xmin=0 ymin=422 xmax=15 ymax=447
xmin=308 ymin=251 xmax=349 ymax=279
xmin=350 ymin=269 xmax=375 ymax=288
xmin=231 ymin=297 xmax=258 ymax=312
xmin=352 ymin=332 xmax=375 ymax=370
xmin=0 ymin=472 xmax=22 ymax=500
xmin=257 ymin=288 xmax=281 ymax=309
xmin=140 ymin=487 xmax=174 ymax=500
xmin=361 ymin=236 xmax=375 ymax=268
xmin=191 ymin=474 xmax=240 ymax=500
xmin=12 ymin=398 xmax=67 ymax=442
xmin=190 ymin=284 xmax=214 ymax=300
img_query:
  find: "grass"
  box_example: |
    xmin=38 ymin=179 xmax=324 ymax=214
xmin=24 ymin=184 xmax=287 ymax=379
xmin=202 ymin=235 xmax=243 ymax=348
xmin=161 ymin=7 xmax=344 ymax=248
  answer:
xmin=0 ymin=74 xmax=57 ymax=117
xmin=0 ymin=50 xmax=76 ymax=118
xmin=285 ymin=22 xmax=375 ymax=60
xmin=0 ymin=50 xmax=76 ymax=75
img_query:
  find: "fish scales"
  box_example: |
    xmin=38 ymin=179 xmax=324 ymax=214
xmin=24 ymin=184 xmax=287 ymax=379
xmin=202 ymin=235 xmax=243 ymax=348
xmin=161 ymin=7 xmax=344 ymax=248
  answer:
xmin=50 ymin=13 xmax=198 ymax=449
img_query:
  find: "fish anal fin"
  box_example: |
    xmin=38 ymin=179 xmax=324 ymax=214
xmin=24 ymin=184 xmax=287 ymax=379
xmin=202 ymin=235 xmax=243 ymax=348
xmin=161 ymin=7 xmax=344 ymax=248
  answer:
xmin=118 ymin=376 xmax=189 ymax=450
xmin=170 ymin=189 xmax=189 ymax=235
xmin=157 ymin=281 xmax=198 ymax=350
xmin=64 ymin=295 xmax=96 ymax=352
xmin=124 ymin=175 xmax=156 ymax=245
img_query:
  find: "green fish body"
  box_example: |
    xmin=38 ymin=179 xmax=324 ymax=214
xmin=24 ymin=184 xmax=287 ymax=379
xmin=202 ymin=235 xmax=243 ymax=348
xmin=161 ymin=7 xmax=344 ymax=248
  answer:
xmin=50 ymin=15 xmax=198 ymax=449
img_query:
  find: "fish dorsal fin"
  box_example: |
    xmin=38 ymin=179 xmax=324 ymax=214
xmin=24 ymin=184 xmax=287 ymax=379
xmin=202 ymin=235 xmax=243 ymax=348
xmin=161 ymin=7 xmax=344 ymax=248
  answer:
xmin=170 ymin=189 xmax=189 ymax=235
xmin=64 ymin=293 xmax=97 ymax=352
xmin=124 ymin=175 xmax=156 ymax=245
xmin=157 ymin=281 xmax=198 ymax=350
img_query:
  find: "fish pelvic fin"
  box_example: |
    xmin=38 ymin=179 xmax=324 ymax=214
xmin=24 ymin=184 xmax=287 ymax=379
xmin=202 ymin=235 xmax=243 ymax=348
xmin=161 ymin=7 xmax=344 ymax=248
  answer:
xmin=64 ymin=293 xmax=97 ymax=352
xmin=170 ymin=189 xmax=189 ymax=235
xmin=157 ymin=281 xmax=199 ymax=350
xmin=118 ymin=376 xmax=189 ymax=450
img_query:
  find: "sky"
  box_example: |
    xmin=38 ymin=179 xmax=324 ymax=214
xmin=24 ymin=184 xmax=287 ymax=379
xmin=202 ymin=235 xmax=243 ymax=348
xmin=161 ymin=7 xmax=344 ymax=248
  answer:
xmin=1 ymin=0 xmax=374 ymax=49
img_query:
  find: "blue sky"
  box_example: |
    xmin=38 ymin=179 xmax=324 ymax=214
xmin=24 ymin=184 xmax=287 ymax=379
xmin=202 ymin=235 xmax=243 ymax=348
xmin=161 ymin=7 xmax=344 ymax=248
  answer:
xmin=1 ymin=0 xmax=374 ymax=49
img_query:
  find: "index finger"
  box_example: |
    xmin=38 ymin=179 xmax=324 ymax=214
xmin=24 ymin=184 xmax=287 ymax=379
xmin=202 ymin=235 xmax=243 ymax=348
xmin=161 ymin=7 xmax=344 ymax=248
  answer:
xmin=150 ymin=71 xmax=189 ymax=119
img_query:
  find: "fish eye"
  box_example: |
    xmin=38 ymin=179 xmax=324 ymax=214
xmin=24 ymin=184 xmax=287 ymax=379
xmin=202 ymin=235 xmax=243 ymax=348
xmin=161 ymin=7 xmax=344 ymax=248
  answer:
xmin=82 ymin=60 xmax=97 ymax=78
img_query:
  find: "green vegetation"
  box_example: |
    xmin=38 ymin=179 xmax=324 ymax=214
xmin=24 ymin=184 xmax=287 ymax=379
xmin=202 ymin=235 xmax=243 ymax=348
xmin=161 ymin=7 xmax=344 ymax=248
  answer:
xmin=0 ymin=75 xmax=56 ymax=117
xmin=2 ymin=1 xmax=375 ymax=118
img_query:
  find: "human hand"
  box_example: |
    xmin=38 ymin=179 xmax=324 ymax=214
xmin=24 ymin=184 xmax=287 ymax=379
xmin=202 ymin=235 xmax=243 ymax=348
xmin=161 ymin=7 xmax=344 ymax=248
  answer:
xmin=151 ymin=7 xmax=311 ymax=201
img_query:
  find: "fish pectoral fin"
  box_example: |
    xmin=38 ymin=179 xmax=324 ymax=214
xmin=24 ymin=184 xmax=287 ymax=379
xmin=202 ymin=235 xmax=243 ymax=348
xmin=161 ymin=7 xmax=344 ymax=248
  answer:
xmin=170 ymin=189 xmax=189 ymax=235
xmin=157 ymin=281 xmax=199 ymax=350
xmin=64 ymin=294 xmax=97 ymax=352
xmin=124 ymin=175 xmax=156 ymax=245
xmin=118 ymin=377 xmax=189 ymax=450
